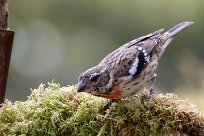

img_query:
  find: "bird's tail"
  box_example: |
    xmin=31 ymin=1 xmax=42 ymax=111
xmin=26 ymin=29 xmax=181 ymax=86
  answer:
xmin=157 ymin=21 xmax=193 ymax=57
xmin=161 ymin=21 xmax=194 ymax=42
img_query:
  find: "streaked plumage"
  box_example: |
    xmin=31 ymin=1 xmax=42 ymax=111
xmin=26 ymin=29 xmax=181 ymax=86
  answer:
xmin=77 ymin=21 xmax=193 ymax=100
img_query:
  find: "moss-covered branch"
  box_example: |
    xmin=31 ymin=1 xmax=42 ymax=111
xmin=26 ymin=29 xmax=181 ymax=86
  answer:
xmin=0 ymin=82 xmax=204 ymax=136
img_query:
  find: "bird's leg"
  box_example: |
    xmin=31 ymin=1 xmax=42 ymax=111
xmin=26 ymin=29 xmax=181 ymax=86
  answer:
xmin=103 ymin=99 xmax=113 ymax=110
xmin=149 ymin=73 xmax=157 ymax=98
xmin=103 ymin=99 xmax=120 ymax=110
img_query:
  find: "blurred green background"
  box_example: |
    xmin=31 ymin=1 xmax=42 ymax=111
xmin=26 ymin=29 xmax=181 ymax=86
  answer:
xmin=6 ymin=0 xmax=204 ymax=110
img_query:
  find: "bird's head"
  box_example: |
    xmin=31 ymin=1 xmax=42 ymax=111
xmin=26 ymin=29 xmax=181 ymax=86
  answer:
xmin=77 ymin=65 xmax=110 ymax=95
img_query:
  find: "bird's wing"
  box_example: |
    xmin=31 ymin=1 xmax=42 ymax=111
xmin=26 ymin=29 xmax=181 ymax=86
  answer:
xmin=99 ymin=29 xmax=163 ymax=79
xmin=99 ymin=29 xmax=164 ymax=65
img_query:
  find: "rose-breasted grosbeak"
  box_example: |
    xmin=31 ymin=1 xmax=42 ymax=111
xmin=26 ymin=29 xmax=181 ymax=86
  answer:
xmin=77 ymin=21 xmax=193 ymax=100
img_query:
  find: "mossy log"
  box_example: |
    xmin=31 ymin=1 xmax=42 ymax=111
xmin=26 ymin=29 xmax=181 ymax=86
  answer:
xmin=0 ymin=82 xmax=204 ymax=136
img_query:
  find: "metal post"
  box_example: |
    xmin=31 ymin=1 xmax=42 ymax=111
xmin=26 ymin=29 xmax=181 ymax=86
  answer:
xmin=0 ymin=29 xmax=14 ymax=104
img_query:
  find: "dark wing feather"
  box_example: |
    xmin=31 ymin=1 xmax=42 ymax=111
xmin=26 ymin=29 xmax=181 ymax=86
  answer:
xmin=126 ymin=28 xmax=164 ymax=48
xmin=134 ymin=51 xmax=146 ymax=76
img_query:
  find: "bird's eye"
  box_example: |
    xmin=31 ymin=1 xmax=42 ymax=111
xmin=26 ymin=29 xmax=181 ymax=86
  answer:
xmin=90 ymin=75 xmax=99 ymax=82
xmin=79 ymin=76 xmax=82 ymax=81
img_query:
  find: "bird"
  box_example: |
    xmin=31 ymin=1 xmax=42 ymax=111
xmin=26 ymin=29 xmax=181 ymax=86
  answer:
xmin=77 ymin=21 xmax=193 ymax=103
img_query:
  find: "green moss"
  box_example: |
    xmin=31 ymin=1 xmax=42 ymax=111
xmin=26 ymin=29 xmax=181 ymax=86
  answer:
xmin=0 ymin=82 xmax=204 ymax=136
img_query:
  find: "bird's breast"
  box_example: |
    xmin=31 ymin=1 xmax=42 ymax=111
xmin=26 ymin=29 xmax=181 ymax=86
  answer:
xmin=102 ymin=87 xmax=122 ymax=99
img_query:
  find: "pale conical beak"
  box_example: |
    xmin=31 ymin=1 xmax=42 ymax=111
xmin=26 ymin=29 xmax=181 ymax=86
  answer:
xmin=77 ymin=80 xmax=86 ymax=92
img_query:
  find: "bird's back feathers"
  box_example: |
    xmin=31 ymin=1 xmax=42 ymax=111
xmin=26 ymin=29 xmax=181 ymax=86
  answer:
xmin=99 ymin=29 xmax=162 ymax=80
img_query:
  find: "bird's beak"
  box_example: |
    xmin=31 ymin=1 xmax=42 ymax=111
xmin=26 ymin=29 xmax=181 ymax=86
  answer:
xmin=77 ymin=80 xmax=86 ymax=92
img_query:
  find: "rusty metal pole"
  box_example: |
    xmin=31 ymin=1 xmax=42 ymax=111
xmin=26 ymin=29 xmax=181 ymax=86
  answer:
xmin=0 ymin=30 xmax=14 ymax=104
xmin=0 ymin=0 xmax=15 ymax=104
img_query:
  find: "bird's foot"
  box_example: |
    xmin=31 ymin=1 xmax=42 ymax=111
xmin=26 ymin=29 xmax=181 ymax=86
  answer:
xmin=148 ymin=87 xmax=155 ymax=100
xmin=103 ymin=99 xmax=113 ymax=110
